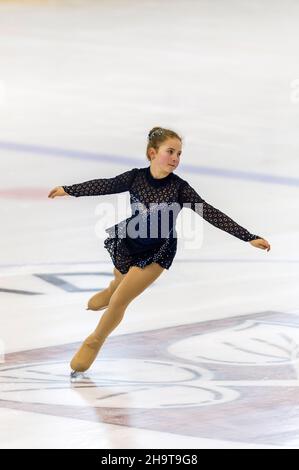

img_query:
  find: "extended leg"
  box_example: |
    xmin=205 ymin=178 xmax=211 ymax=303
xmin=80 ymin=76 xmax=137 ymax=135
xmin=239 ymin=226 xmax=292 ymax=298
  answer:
xmin=86 ymin=267 xmax=125 ymax=311
xmin=71 ymin=262 xmax=165 ymax=373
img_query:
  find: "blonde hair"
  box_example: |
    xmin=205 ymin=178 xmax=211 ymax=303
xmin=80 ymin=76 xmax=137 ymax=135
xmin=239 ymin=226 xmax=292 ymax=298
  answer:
xmin=146 ymin=126 xmax=182 ymax=161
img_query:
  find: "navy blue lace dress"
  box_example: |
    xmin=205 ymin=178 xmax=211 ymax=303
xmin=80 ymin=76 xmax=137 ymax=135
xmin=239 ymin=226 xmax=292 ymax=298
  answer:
xmin=62 ymin=166 xmax=261 ymax=274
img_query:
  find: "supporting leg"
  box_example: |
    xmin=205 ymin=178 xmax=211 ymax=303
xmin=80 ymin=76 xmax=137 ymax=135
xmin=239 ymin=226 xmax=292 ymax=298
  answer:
xmin=70 ymin=262 xmax=165 ymax=373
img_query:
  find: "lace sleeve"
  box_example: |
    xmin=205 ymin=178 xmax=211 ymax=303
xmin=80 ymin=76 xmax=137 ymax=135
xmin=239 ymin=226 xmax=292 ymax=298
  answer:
xmin=62 ymin=168 xmax=138 ymax=197
xmin=179 ymin=180 xmax=261 ymax=242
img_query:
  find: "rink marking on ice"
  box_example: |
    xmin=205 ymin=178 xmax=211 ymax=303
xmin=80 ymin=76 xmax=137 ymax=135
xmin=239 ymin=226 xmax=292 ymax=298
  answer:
xmin=0 ymin=140 xmax=298 ymax=187
xmin=0 ymin=257 xmax=298 ymax=270
xmin=0 ymin=188 xmax=47 ymax=199
xmin=1 ymin=310 xmax=299 ymax=447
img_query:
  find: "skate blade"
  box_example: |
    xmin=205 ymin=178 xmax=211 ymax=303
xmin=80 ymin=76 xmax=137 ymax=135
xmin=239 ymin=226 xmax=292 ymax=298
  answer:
xmin=86 ymin=305 xmax=108 ymax=311
xmin=70 ymin=370 xmax=91 ymax=383
xmin=70 ymin=370 xmax=79 ymax=378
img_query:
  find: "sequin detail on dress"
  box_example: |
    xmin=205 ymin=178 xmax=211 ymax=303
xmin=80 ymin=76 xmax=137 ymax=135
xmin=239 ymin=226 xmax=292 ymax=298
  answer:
xmin=63 ymin=166 xmax=261 ymax=274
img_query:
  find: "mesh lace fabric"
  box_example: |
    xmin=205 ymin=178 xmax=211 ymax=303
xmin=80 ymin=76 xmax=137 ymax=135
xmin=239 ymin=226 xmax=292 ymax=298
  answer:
xmin=62 ymin=166 xmax=261 ymax=274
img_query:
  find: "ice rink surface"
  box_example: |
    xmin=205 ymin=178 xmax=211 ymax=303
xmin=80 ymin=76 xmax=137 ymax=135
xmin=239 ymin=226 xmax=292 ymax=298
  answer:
xmin=0 ymin=0 xmax=299 ymax=449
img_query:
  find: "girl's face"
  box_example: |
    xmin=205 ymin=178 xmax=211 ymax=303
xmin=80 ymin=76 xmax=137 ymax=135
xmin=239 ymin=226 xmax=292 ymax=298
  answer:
xmin=149 ymin=138 xmax=182 ymax=173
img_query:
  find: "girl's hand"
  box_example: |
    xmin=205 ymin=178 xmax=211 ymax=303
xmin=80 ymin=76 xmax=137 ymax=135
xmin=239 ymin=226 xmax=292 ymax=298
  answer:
xmin=249 ymin=238 xmax=271 ymax=251
xmin=48 ymin=186 xmax=68 ymax=198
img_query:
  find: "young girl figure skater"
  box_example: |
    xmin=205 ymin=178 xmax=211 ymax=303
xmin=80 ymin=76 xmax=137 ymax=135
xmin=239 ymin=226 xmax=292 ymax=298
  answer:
xmin=48 ymin=127 xmax=271 ymax=376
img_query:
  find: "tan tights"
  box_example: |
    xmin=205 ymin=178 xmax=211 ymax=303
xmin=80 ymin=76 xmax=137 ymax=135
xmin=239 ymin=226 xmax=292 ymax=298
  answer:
xmin=86 ymin=267 xmax=125 ymax=311
xmin=70 ymin=263 xmax=165 ymax=373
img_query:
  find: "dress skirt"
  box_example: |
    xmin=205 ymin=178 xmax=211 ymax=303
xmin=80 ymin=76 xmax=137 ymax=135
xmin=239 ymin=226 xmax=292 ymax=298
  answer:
xmin=103 ymin=220 xmax=177 ymax=274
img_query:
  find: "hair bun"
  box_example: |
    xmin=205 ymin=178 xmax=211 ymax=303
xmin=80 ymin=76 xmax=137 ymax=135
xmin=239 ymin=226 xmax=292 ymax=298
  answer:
xmin=148 ymin=128 xmax=164 ymax=140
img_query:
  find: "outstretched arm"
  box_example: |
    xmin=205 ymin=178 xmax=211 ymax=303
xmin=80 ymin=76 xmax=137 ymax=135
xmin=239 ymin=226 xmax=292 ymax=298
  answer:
xmin=179 ymin=180 xmax=270 ymax=250
xmin=56 ymin=168 xmax=138 ymax=198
